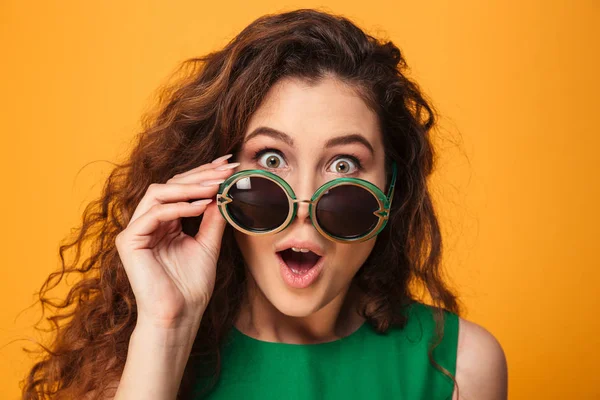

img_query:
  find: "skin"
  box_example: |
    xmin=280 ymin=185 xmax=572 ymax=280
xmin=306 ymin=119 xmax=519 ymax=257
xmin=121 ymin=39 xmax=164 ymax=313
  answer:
xmin=453 ymin=319 xmax=509 ymax=399
xmin=232 ymin=74 xmax=385 ymax=344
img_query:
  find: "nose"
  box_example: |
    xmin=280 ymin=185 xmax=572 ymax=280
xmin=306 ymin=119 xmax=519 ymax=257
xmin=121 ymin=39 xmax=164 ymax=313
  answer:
xmin=291 ymin=176 xmax=316 ymax=224
xmin=294 ymin=199 xmax=312 ymax=223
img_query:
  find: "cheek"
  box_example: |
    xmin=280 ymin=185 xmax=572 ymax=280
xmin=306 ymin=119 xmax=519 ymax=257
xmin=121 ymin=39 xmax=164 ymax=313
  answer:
xmin=331 ymin=240 xmax=376 ymax=276
xmin=233 ymin=231 xmax=273 ymax=269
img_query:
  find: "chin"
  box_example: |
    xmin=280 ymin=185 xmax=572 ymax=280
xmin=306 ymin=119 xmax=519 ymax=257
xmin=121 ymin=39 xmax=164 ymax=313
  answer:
xmin=254 ymin=264 xmax=329 ymax=315
xmin=242 ymin=257 xmax=332 ymax=319
xmin=270 ymin=297 xmax=323 ymax=318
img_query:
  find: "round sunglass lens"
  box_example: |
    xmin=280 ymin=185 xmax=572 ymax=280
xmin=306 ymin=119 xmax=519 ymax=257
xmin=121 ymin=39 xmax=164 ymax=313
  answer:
xmin=226 ymin=176 xmax=290 ymax=231
xmin=315 ymin=184 xmax=380 ymax=239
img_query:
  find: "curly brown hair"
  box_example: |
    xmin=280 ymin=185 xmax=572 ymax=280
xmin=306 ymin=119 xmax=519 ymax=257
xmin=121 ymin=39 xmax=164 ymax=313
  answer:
xmin=20 ymin=8 xmax=463 ymax=399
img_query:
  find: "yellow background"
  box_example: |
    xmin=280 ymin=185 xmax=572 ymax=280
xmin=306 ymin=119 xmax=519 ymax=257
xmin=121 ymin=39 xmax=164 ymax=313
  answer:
xmin=1 ymin=1 xmax=598 ymax=399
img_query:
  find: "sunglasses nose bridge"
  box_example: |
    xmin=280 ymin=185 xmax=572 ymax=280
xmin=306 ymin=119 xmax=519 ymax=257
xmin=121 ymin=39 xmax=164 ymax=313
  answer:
xmin=292 ymin=199 xmax=313 ymax=204
xmin=291 ymin=199 xmax=314 ymax=222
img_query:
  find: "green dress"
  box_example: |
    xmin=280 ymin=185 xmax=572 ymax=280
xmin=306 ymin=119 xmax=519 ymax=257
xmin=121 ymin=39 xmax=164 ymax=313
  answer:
xmin=192 ymin=302 xmax=459 ymax=399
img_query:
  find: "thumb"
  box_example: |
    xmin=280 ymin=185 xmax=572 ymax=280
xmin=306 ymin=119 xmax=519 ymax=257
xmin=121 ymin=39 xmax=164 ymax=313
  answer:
xmin=194 ymin=201 xmax=227 ymax=253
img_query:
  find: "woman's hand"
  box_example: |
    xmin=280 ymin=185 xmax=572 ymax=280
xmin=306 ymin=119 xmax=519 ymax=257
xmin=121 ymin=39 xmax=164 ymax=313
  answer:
xmin=115 ymin=155 xmax=238 ymax=329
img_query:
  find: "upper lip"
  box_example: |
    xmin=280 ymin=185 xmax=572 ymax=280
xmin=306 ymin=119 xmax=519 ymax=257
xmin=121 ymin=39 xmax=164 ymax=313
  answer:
xmin=275 ymin=240 xmax=325 ymax=257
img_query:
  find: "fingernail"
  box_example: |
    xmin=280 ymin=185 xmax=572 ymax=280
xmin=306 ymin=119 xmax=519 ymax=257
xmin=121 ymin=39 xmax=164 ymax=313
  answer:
xmin=201 ymin=179 xmax=225 ymax=187
xmin=211 ymin=154 xmax=233 ymax=164
xmin=215 ymin=162 xmax=240 ymax=171
xmin=190 ymin=199 xmax=213 ymax=206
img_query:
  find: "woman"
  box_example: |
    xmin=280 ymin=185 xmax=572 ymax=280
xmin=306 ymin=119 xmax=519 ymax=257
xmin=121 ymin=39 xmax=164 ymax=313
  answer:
xmin=21 ymin=8 xmax=507 ymax=400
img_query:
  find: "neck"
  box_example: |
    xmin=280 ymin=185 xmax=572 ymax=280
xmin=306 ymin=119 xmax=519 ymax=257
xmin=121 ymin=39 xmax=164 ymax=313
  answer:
xmin=234 ymin=276 xmax=366 ymax=344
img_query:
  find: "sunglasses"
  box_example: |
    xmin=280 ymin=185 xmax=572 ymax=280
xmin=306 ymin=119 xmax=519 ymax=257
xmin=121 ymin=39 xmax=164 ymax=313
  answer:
xmin=216 ymin=162 xmax=397 ymax=243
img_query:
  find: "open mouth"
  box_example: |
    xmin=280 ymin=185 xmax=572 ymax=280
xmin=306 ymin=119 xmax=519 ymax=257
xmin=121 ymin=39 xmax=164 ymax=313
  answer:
xmin=277 ymin=248 xmax=322 ymax=275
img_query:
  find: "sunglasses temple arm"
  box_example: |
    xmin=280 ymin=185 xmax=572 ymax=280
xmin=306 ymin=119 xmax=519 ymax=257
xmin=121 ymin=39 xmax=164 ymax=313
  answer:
xmin=385 ymin=161 xmax=398 ymax=208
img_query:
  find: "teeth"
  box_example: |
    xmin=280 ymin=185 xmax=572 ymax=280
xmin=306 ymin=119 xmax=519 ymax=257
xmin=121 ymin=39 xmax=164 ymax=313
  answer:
xmin=291 ymin=247 xmax=310 ymax=253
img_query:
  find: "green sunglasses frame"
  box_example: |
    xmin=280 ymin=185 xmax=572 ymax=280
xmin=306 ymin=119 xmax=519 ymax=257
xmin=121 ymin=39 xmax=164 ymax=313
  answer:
xmin=216 ymin=162 xmax=397 ymax=243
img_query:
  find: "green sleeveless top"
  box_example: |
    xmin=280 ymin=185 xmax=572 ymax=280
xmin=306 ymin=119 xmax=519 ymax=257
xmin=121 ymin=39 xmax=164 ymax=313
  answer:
xmin=192 ymin=302 xmax=459 ymax=399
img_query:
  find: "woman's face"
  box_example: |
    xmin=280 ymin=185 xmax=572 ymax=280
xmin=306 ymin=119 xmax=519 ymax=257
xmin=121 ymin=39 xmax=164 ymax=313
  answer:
xmin=234 ymin=75 xmax=387 ymax=317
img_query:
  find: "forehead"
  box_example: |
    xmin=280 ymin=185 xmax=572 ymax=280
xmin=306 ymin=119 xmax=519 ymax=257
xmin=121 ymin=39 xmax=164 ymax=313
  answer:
xmin=244 ymin=76 xmax=382 ymax=149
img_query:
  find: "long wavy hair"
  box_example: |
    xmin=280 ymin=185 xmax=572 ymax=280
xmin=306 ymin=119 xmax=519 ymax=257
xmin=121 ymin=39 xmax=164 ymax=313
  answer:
xmin=20 ymin=8 xmax=462 ymax=399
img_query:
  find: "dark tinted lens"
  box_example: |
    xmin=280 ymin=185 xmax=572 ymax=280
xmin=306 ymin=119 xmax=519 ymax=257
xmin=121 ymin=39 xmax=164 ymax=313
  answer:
xmin=315 ymin=184 xmax=380 ymax=239
xmin=226 ymin=176 xmax=290 ymax=231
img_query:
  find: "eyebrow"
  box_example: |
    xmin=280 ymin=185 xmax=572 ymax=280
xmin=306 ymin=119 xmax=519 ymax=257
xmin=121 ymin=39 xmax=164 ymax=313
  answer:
xmin=244 ymin=126 xmax=375 ymax=155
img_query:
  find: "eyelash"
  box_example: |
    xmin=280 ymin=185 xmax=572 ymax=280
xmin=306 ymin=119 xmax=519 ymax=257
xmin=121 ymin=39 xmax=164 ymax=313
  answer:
xmin=251 ymin=147 xmax=364 ymax=172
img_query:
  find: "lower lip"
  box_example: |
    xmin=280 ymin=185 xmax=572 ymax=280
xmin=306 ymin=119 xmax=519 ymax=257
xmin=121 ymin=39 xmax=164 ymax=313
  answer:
xmin=277 ymin=252 xmax=325 ymax=289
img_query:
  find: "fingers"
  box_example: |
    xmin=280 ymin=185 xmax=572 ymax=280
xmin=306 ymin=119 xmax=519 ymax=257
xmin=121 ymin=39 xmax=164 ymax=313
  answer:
xmin=122 ymin=200 xmax=213 ymax=246
xmin=194 ymin=200 xmax=227 ymax=255
xmin=129 ymin=182 xmax=219 ymax=223
xmin=167 ymin=162 xmax=239 ymax=185
xmin=128 ymin=159 xmax=240 ymax=226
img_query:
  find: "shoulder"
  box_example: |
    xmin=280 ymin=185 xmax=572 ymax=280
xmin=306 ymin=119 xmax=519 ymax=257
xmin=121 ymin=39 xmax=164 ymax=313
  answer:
xmin=453 ymin=317 xmax=508 ymax=400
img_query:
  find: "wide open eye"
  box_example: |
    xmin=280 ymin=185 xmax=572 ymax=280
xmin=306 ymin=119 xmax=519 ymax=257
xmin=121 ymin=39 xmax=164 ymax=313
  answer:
xmin=327 ymin=157 xmax=358 ymax=174
xmin=258 ymin=151 xmax=287 ymax=169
